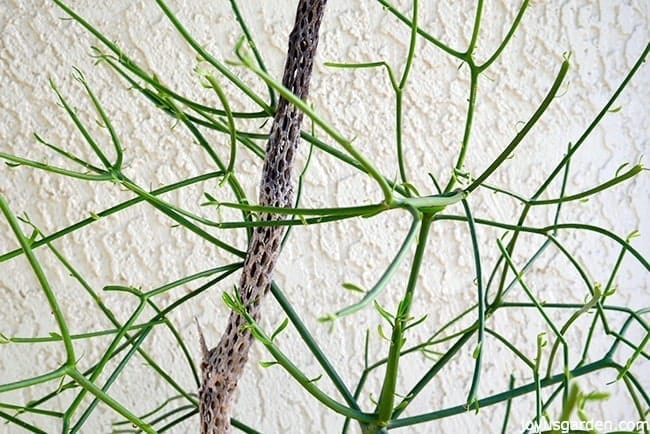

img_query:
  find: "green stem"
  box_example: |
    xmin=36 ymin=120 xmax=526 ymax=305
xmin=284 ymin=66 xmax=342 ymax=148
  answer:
xmin=271 ymin=283 xmax=361 ymax=411
xmin=49 ymin=78 xmax=112 ymax=169
xmin=154 ymin=0 xmax=273 ymax=114
xmin=388 ymin=360 xmax=624 ymax=428
xmin=461 ymin=199 xmax=485 ymax=409
xmin=529 ymin=163 xmax=643 ymax=205
xmin=375 ymin=0 xmax=464 ymax=58
xmin=0 ymin=411 xmax=48 ymax=434
xmin=227 ymin=293 xmax=375 ymax=424
xmin=322 ymin=207 xmax=421 ymax=320
xmin=531 ymin=43 xmax=649 ymax=201
xmin=0 ymin=152 xmax=111 ymax=181
xmin=64 ymin=292 xmax=148 ymax=430
xmin=466 ymin=0 xmax=484 ymax=56
xmin=478 ymin=0 xmax=529 ymax=71
xmin=0 ymin=171 xmax=222 ymax=259
xmin=466 ymin=58 xmax=570 ymax=192
xmin=66 ymin=369 xmax=154 ymax=433
xmin=444 ymin=67 xmax=479 ymax=192
xmin=433 ymin=214 xmax=649 ymax=271
xmin=199 ymin=72 xmax=238 ymax=174
xmin=0 ymin=367 xmax=67 ymax=394
xmin=375 ymin=214 xmax=432 ymax=426
xmin=395 ymin=0 xmax=418 ymax=188
xmin=0 ymin=196 xmax=76 ymax=363
xmin=228 ymin=0 xmax=276 ymax=108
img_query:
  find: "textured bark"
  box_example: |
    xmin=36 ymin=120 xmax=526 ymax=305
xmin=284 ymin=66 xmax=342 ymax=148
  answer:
xmin=199 ymin=1 xmax=328 ymax=433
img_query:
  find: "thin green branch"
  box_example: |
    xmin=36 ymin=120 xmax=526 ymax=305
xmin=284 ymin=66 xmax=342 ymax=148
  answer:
xmin=529 ymin=163 xmax=644 ymax=205
xmin=228 ymin=0 xmax=276 ymax=108
xmin=33 ymin=132 xmax=106 ymax=174
xmin=461 ymin=199 xmax=485 ymax=409
xmin=66 ymin=369 xmax=154 ymax=433
xmin=0 ymin=411 xmax=48 ymax=434
xmin=153 ymin=0 xmax=272 ymax=114
xmin=388 ymin=360 xmax=624 ymax=428
xmin=271 ymin=283 xmax=361 ymax=411
xmin=466 ymin=58 xmax=570 ymax=192
xmin=197 ymin=72 xmax=238 ymax=174
xmin=466 ymin=0 xmax=484 ymax=57
xmin=433 ymin=214 xmax=649 ymax=271
xmin=478 ymin=0 xmax=530 ymax=71
xmin=223 ymin=291 xmax=375 ymax=424
xmin=375 ymin=215 xmax=433 ymax=426
xmin=72 ymin=68 xmax=124 ymax=168
xmin=49 ymin=78 xmax=113 ymax=170
xmin=0 ymin=197 xmax=76 ymax=363
xmin=375 ymin=0 xmax=464 ymax=58
xmin=0 ymin=171 xmax=222 ymax=262
xmin=531 ymin=43 xmax=649 ymax=201
xmin=0 ymin=152 xmax=111 ymax=181
xmin=320 ymin=207 xmax=422 ymax=321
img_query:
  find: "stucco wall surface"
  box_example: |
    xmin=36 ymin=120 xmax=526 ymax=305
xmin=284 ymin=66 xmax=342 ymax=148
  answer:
xmin=0 ymin=1 xmax=648 ymax=433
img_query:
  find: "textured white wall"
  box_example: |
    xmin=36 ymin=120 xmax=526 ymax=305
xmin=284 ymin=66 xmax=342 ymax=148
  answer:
xmin=1 ymin=1 xmax=648 ymax=433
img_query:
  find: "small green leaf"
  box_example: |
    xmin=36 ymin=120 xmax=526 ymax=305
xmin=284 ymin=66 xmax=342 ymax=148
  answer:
xmin=307 ymin=374 xmax=322 ymax=383
xmin=4 ymin=162 xmax=21 ymax=168
xmin=222 ymin=289 xmax=239 ymax=311
xmin=402 ymin=182 xmax=420 ymax=196
xmin=27 ymin=228 xmax=38 ymax=245
xmin=583 ymin=391 xmax=610 ymax=401
xmin=626 ymin=229 xmax=640 ymax=241
xmin=472 ymin=342 xmax=482 ymax=359
xmin=604 ymin=286 xmax=617 ymax=296
xmin=377 ymin=324 xmax=389 ymax=341
xmin=466 ymin=397 xmax=479 ymax=414
xmin=373 ymin=301 xmax=394 ymax=323
xmin=577 ymin=404 xmax=589 ymax=423
xmin=615 ymin=162 xmax=630 ymax=177
xmin=342 ymin=282 xmax=364 ymax=293
xmin=403 ymin=314 xmax=427 ymax=331
xmin=270 ymin=318 xmax=289 ymax=341
xmin=317 ymin=313 xmax=336 ymax=323
xmin=218 ymin=171 xmax=232 ymax=187
xmin=202 ymin=192 xmax=219 ymax=206
xmin=608 ymin=105 xmax=622 ymax=113
xmin=56 ymin=376 xmax=66 ymax=394
xmin=259 ymin=361 xmax=277 ymax=368
xmin=396 ymin=298 xmax=409 ymax=318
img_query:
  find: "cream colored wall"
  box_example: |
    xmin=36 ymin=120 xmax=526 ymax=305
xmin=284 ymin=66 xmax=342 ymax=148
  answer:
xmin=0 ymin=1 xmax=648 ymax=433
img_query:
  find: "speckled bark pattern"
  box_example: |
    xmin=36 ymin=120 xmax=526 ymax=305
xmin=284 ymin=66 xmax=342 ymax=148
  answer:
xmin=198 ymin=1 xmax=327 ymax=433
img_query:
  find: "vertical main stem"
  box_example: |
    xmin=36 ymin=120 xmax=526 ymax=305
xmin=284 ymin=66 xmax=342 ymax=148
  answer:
xmin=370 ymin=213 xmax=431 ymax=431
xmin=198 ymin=1 xmax=328 ymax=433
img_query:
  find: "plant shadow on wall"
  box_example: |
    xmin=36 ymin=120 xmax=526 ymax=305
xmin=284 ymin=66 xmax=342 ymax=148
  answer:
xmin=0 ymin=1 xmax=648 ymax=433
